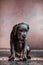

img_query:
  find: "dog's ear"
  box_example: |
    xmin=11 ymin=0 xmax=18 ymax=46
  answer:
xmin=26 ymin=24 xmax=29 ymax=32
xmin=27 ymin=25 xmax=29 ymax=31
xmin=13 ymin=24 xmax=18 ymax=36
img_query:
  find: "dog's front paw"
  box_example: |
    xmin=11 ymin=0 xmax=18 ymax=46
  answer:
xmin=8 ymin=55 xmax=14 ymax=61
xmin=23 ymin=56 xmax=27 ymax=61
xmin=27 ymin=56 xmax=31 ymax=59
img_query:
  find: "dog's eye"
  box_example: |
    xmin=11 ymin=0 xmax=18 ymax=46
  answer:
xmin=19 ymin=29 xmax=23 ymax=32
xmin=20 ymin=30 xmax=23 ymax=32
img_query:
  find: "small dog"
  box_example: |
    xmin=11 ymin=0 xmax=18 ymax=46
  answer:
xmin=9 ymin=23 xmax=30 ymax=61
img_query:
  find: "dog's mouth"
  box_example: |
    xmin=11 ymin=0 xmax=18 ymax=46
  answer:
xmin=18 ymin=37 xmax=26 ymax=41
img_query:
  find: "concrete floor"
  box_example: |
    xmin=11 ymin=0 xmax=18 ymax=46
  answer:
xmin=0 ymin=49 xmax=43 ymax=65
xmin=0 ymin=57 xmax=43 ymax=65
xmin=0 ymin=60 xmax=43 ymax=65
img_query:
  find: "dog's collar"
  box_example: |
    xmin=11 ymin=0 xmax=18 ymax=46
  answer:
xmin=18 ymin=39 xmax=25 ymax=41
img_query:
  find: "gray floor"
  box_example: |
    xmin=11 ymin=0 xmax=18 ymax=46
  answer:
xmin=0 ymin=60 xmax=43 ymax=65
xmin=0 ymin=49 xmax=43 ymax=65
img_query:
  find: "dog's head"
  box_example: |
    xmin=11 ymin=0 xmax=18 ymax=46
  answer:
xmin=13 ymin=23 xmax=29 ymax=40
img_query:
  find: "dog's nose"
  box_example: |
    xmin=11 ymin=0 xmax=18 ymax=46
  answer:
xmin=23 ymin=35 xmax=26 ymax=38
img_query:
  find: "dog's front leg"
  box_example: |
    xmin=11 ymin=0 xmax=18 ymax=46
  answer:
xmin=9 ymin=42 xmax=15 ymax=61
xmin=23 ymin=41 xmax=27 ymax=61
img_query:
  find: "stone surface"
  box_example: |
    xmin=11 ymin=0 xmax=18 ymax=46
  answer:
xmin=0 ymin=60 xmax=43 ymax=65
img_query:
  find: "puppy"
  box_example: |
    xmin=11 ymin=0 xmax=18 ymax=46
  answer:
xmin=9 ymin=23 xmax=30 ymax=61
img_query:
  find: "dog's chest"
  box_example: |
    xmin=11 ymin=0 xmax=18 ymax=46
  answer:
xmin=14 ymin=41 xmax=25 ymax=52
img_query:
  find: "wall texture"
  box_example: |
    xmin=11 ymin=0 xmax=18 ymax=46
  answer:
xmin=0 ymin=0 xmax=43 ymax=49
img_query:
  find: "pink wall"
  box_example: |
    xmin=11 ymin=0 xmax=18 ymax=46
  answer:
xmin=0 ymin=0 xmax=43 ymax=49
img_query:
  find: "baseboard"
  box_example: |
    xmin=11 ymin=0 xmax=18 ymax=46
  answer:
xmin=0 ymin=48 xmax=43 ymax=57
